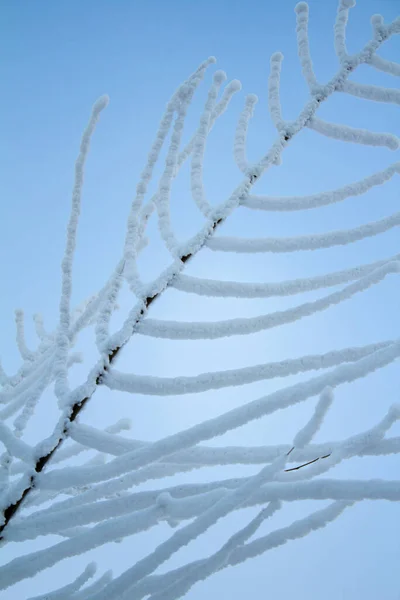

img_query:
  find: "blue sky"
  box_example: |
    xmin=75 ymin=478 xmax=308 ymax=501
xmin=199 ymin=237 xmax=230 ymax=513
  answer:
xmin=1 ymin=0 xmax=400 ymax=598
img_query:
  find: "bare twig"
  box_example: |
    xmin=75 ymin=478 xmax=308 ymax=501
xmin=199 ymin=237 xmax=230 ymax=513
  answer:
xmin=284 ymin=453 xmax=331 ymax=472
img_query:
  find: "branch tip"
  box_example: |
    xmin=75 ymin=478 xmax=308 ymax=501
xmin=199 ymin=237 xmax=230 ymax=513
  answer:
xmin=295 ymin=2 xmax=308 ymax=15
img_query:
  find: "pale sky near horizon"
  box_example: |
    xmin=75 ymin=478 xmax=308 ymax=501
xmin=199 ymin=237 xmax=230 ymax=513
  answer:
xmin=1 ymin=0 xmax=400 ymax=598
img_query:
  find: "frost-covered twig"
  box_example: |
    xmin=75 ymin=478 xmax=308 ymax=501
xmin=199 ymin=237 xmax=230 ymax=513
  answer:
xmin=105 ymin=339 xmax=395 ymax=395
xmin=26 ymin=563 xmax=97 ymax=600
xmin=243 ymin=162 xmax=400 ymax=211
xmin=334 ymin=0 xmax=355 ymax=62
xmin=207 ymin=211 xmax=400 ymax=253
xmin=54 ymin=95 xmax=109 ymax=407
xmin=295 ymin=2 xmax=317 ymax=88
xmin=234 ymin=94 xmax=259 ymax=173
xmin=14 ymin=309 xmax=35 ymax=361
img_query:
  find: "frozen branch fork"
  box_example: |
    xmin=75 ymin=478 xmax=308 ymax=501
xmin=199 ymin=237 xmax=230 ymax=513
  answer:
xmin=1 ymin=1 xmax=399 ymax=598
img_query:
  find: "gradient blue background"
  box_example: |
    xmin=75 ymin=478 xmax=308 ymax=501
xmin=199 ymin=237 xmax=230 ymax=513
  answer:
xmin=1 ymin=0 xmax=399 ymax=598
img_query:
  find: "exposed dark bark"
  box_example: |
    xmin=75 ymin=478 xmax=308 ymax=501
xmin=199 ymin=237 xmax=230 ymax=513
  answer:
xmin=0 ymin=212 xmax=227 ymax=538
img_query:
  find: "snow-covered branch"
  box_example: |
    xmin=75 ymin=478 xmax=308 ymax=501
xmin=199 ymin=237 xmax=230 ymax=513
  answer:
xmin=1 ymin=0 xmax=399 ymax=596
